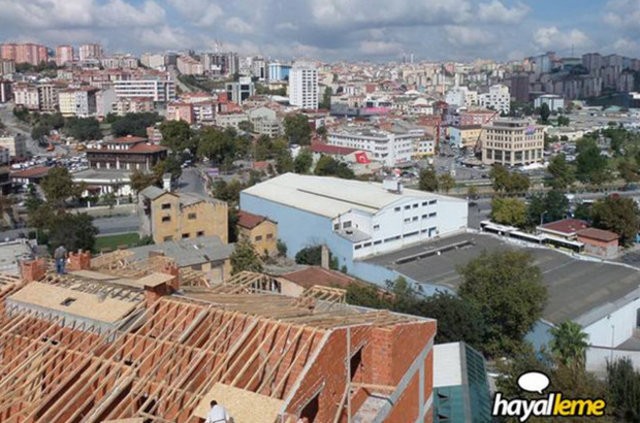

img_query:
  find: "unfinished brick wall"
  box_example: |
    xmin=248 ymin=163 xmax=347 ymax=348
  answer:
xmin=20 ymin=258 xmax=47 ymax=282
xmin=161 ymin=262 xmax=181 ymax=291
xmin=67 ymin=251 xmax=91 ymax=271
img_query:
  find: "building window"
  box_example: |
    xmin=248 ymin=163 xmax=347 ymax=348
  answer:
xmin=188 ymin=212 xmax=197 ymax=220
xmin=196 ymin=231 xmax=205 ymax=237
xmin=161 ymin=203 xmax=171 ymax=210
xmin=422 ymin=215 xmax=428 ymax=219
xmin=404 ymin=218 xmax=411 ymax=223
xmin=182 ymin=233 xmax=190 ymax=239
xmin=355 ymin=245 xmax=362 ymax=250
xmin=412 ymin=216 xmax=419 ymax=221
xmin=163 ymin=236 xmax=173 ymax=242
xmin=413 ymin=203 xmax=418 ymax=208
xmin=161 ymin=216 xmax=171 ymax=222
xmin=373 ymin=224 xmax=380 ymax=230
xmin=404 ymin=205 xmax=411 ymax=210
xmin=334 ymin=223 xmax=340 ymax=230
xmin=343 ymin=221 xmax=352 ymax=229
xmin=422 ymin=201 xmax=428 ymax=206
xmin=266 ymin=233 xmax=273 ymax=239
xmin=374 ymin=240 xmax=382 ymax=245
xmin=429 ymin=200 xmax=437 ymax=205
xmin=255 ymin=235 xmax=263 ymax=241
xmin=429 ymin=212 xmax=437 ymax=218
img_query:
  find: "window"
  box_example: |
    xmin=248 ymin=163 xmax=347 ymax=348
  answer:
xmin=255 ymin=235 xmax=263 ymax=241
xmin=188 ymin=212 xmax=197 ymax=220
xmin=429 ymin=200 xmax=437 ymax=205
xmin=161 ymin=216 xmax=171 ymax=222
xmin=334 ymin=223 xmax=340 ymax=230
xmin=182 ymin=233 xmax=190 ymax=239
xmin=363 ymin=242 xmax=372 ymax=247
xmin=412 ymin=216 xmax=418 ymax=222
xmin=343 ymin=221 xmax=352 ymax=229
xmin=163 ymin=236 xmax=173 ymax=242
xmin=374 ymin=240 xmax=382 ymax=245
xmin=422 ymin=214 xmax=428 ymax=219
xmin=404 ymin=205 xmax=411 ymax=210
xmin=413 ymin=203 xmax=418 ymax=208
xmin=266 ymin=233 xmax=273 ymax=239
xmin=373 ymin=224 xmax=380 ymax=230
xmin=404 ymin=218 xmax=411 ymax=223
xmin=429 ymin=212 xmax=437 ymax=218
xmin=161 ymin=203 xmax=171 ymax=210
xmin=196 ymin=231 xmax=205 ymax=237
xmin=422 ymin=201 xmax=428 ymax=206
xmin=355 ymin=244 xmax=362 ymax=250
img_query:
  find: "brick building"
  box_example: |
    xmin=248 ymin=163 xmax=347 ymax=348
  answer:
xmin=577 ymin=228 xmax=619 ymax=259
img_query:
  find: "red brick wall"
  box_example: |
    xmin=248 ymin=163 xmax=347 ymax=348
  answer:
xmin=385 ymin=372 xmax=420 ymax=423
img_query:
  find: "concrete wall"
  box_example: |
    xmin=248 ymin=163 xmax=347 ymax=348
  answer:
xmin=581 ymin=295 xmax=640 ymax=348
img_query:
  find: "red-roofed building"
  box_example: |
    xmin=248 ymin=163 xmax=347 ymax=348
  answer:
xmin=310 ymin=142 xmax=358 ymax=156
xmin=87 ymin=135 xmax=167 ymax=171
xmin=237 ymin=210 xmax=278 ymax=256
xmin=537 ymin=218 xmax=589 ymax=240
xmin=577 ymin=228 xmax=619 ymax=259
xmin=10 ymin=166 xmax=51 ymax=185
xmin=282 ymin=266 xmax=355 ymax=291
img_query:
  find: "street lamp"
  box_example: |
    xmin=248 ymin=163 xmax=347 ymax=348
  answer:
xmin=540 ymin=210 xmax=548 ymax=226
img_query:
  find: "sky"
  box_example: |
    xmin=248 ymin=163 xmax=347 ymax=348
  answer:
xmin=0 ymin=0 xmax=638 ymax=62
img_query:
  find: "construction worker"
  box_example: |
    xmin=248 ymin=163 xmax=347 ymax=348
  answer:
xmin=205 ymin=399 xmax=232 ymax=423
xmin=54 ymin=245 xmax=67 ymax=275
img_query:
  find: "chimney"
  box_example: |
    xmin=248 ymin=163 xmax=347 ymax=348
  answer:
xmin=67 ymin=250 xmax=91 ymax=271
xmin=320 ymin=245 xmax=330 ymax=270
xmin=160 ymin=262 xmax=181 ymax=291
xmin=20 ymin=258 xmax=47 ymax=282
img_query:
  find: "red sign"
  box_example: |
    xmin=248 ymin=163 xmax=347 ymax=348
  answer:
xmin=355 ymin=152 xmax=370 ymax=164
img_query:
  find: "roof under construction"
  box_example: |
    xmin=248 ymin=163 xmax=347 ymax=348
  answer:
xmin=0 ymin=251 xmax=436 ymax=423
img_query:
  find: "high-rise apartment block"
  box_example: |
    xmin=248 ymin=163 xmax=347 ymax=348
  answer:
xmin=0 ymin=43 xmax=48 ymax=66
xmin=79 ymin=43 xmax=103 ymax=61
xmin=55 ymin=45 xmax=74 ymax=66
xmin=289 ymin=61 xmax=318 ymax=110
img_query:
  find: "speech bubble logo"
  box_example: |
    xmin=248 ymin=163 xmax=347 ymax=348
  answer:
xmin=517 ymin=371 xmax=550 ymax=394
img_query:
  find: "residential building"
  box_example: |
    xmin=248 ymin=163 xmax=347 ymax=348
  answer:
xmin=327 ymin=123 xmax=425 ymax=166
xmin=268 ymin=62 xmax=292 ymax=81
xmin=250 ymin=56 xmax=267 ymax=80
xmin=140 ymin=53 xmax=165 ymax=70
xmin=78 ymin=43 xmax=103 ymax=61
xmin=58 ymin=87 xmax=99 ymax=118
xmin=456 ymin=109 xmax=499 ymax=127
xmin=433 ymin=342 xmax=491 ymax=423
xmin=0 ymin=147 xmax=9 ymax=165
xmin=240 ymin=173 xmax=467 ymax=280
xmin=127 ymin=236 xmax=234 ymax=283
xmin=478 ymin=84 xmax=510 ymax=114
xmin=226 ymin=76 xmax=254 ymax=105
xmin=113 ymin=97 xmax=155 ymax=115
xmin=37 ymin=82 xmax=61 ymax=113
xmin=177 ymin=55 xmax=203 ymax=75
xmin=166 ymin=101 xmax=194 ymax=124
xmin=138 ymin=186 xmax=228 ymax=244
xmin=445 ymin=86 xmax=478 ymax=108
xmin=96 ymin=87 xmax=117 ymax=118
xmin=0 ymin=134 xmax=27 ymax=158
xmin=0 ymin=59 xmax=15 ymax=75
xmin=55 ymin=45 xmax=74 ymax=66
xmin=289 ymin=61 xmax=318 ymax=110
xmin=2 ymin=253 xmax=437 ymax=422
xmin=0 ymin=43 xmax=48 ymax=65
xmin=248 ymin=107 xmax=281 ymax=137
xmin=87 ymin=135 xmax=167 ymax=171
xmin=13 ymin=83 xmax=40 ymax=110
xmin=73 ymin=168 xmax=134 ymax=197
xmin=113 ymin=77 xmax=176 ymax=103
xmin=201 ymin=52 xmax=239 ymax=76
xmin=481 ymin=118 xmax=544 ymax=166
xmin=534 ymin=94 xmax=565 ymax=112
xmin=0 ymin=80 xmax=11 ymax=103
xmin=215 ymin=112 xmax=248 ymax=130
xmin=449 ymin=125 xmax=482 ymax=149
xmin=237 ymin=210 xmax=278 ymax=256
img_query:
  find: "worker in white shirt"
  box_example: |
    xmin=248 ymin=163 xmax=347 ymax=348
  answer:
xmin=205 ymin=399 xmax=232 ymax=423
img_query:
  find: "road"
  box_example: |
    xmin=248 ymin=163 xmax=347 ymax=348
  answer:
xmin=94 ymin=215 xmax=140 ymax=235
xmin=175 ymin=167 xmax=207 ymax=196
xmin=0 ymin=103 xmax=66 ymax=156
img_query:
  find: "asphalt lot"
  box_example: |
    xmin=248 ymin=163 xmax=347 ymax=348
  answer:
xmin=364 ymin=232 xmax=640 ymax=325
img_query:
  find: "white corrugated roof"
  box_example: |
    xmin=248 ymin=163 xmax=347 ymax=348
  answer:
xmin=242 ymin=173 xmax=465 ymax=219
xmin=433 ymin=342 xmax=463 ymax=387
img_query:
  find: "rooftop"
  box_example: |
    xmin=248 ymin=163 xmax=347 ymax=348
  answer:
xmin=281 ymin=266 xmax=356 ymax=290
xmin=577 ymin=227 xmax=619 ymax=242
xmin=237 ymin=210 xmax=268 ymax=230
xmin=242 ymin=173 xmax=465 ymax=219
xmin=539 ymin=218 xmax=589 ymax=235
xmin=127 ymin=236 xmax=234 ymax=267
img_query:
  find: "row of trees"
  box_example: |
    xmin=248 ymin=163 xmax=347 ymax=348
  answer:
xmin=418 ymin=167 xmax=456 ymax=193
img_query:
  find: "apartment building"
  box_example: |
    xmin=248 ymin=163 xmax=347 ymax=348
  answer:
xmin=79 ymin=43 xmax=103 ymax=61
xmin=478 ymin=84 xmax=511 ymax=114
xmin=37 ymin=82 xmax=61 ymax=113
xmin=445 ymin=86 xmax=478 ymax=108
xmin=113 ymin=77 xmax=176 ymax=103
xmin=58 ymin=87 xmax=99 ymax=117
xmin=13 ymin=83 xmax=40 ymax=110
xmin=140 ymin=53 xmax=166 ymax=70
xmin=113 ymin=97 xmax=155 ymax=116
xmin=289 ymin=61 xmax=318 ymax=110
xmin=166 ymin=102 xmax=194 ymax=124
xmin=55 ymin=45 xmax=74 ymax=66
xmin=177 ymin=55 xmax=204 ymax=75
xmin=0 ymin=43 xmax=48 ymax=65
xmin=449 ymin=125 xmax=482 ymax=149
xmin=0 ymin=135 xmax=26 ymax=158
xmin=225 ymin=77 xmax=254 ymax=105
xmin=138 ymin=186 xmax=228 ymax=244
xmin=0 ymin=59 xmax=15 ymax=75
xmin=481 ymin=118 xmax=544 ymax=166
xmin=0 ymin=80 xmax=11 ymax=103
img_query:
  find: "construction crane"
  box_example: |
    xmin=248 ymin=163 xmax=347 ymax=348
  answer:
xmin=473 ymin=110 xmax=500 ymax=156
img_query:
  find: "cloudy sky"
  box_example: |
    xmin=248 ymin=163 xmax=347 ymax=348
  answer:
xmin=0 ymin=0 xmax=638 ymax=62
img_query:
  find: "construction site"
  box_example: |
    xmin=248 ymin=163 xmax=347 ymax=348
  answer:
xmin=0 ymin=249 xmax=436 ymax=423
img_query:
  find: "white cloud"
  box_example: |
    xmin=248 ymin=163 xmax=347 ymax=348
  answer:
xmin=477 ymin=1 xmax=529 ymax=24
xmin=167 ymin=0 xmax=222 ymax=26
xmin=445 ymin=26 xmax=494 ymax=47
xmin=225 ymin=17 xmax=254 ymax=35
xmin=603 ymin=0 xmax=640 ymax=31
xmin=533 ymin=27 xmax=590 ymax=51
xmin=137 ymin=25 xmax=191 ymax=49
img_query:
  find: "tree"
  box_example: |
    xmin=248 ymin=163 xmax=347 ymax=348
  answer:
xmin=316 ymin=126 xmax=327 ymax=139
xmin=346 ymin=283 xmax=393 ymax=310
xmin=197 ymin=126 xmax=237 ymax=165
xmin=230 ymin=238 xmax=263 ymax=274
xmin=547 ymin=153 xmax=575 ymax=190
xmin=103 ymin=192 xmax=117 ymax=213
xmin=130 ymin=169 xmax=160 ymax=193
xmin=295 ymin=245 xmax=339 ymax=270
xmin=418 ymin=167 xmax=438 ymax=192
xmin=276 ymin=149 xmax=294 ymax=174
xmin=48 ymin=213 xmax=99 ymax=254
xmin=283 ymin=114 xmax=311 ymax=145
xmin=319 ymin=86 xmax=332 ymax=109
xmin=63 ymin=117 xmax=102 ymax=141
xmin=31 ymin=123 xmax=51 ymax=142
xmin=41 ymin=167 xmax=82 ymax=209
xmin=293 ymin=149 xmax=313 ymax=174
xmin=276 ymin=239 xmax=287 ymax=257
xmin=314 ymin=155 xmax=354 ymax=179
xmin=591 ymin=195 xmax=640 ymax=246
xmin=539 ymin=102 xmax=551 ymax=123
xmin=458 ymin=250 xmax=547 ymax=357
xmin=110 ymin=112 xmax=161 ymax=137
xmin=618 ymin=159 xmax=640 ymax=183
xmin=159 ymin=120 xmax=195 ymax=153
xmin=414 ymin=292 xmax=486 ymax=348
xmin=549 ymin=321 xmax=589 ymax=368
xmin=491 ymin=197 xmax=527 ymax=227
xmin=490 ymin=165 xmax=530 ymax=194
xmin=576 ymin=138 xmax=609 ymax=184
xmin=607 ymin=358 xmax=640 ymax=422
xmin=527 ymin=190 xmax=569 ymax=227
xmin=467 ymin=185 xmax=478 ymax=200
xmin=438 ymin=173 xmax=456 ymax=193
xmin=557 ymin=115 xmax=570 ymax=126
xmin=212 ymin=179 xmax=245 ymax=203
xmin=238 ymin=120 xmax=254 ymax=133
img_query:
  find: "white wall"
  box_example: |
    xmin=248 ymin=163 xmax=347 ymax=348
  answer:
xmin=582 ymin=294 xmax=640 ymax=348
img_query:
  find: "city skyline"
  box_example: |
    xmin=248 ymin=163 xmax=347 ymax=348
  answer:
xmin=0 ymin=0 xmax=638 ymax=62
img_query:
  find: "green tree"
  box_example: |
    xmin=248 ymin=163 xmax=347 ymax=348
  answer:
xmin=110 ymin=112 xmax=162 ymax=137
xmin=41 ymin=167 xmax=82 ymax=209
xmin=527 ymin=190 xmax=569 ymax=227
xmin=491 ymin=197 xmax=527 ymax=227
xmin=458 ymin=250 xmax=547 ymax=357
xmin=576 ymin=138 xmax=609 ymax=184
xmin=130 ymin=169 xmax=160 ymax=193
xmin=230 ymin=238 xmax=263 ymax=274
xmin=539 ymin=102 xmax=551 ymax=123
xmin=276 ymin=239 xmax=288 ymax=257
xmin=319 ymin=86 xmax=332 ymax=109
xmin=467 ymin=185 xmax=479 ymax=200
xmin=103 ymin=192 xmax=117 ymax=214
xmin=316 ymin=125 xmax=327 ymax=139
xmin=212 ymin=179 xmax=245 ymax=203
xmin=159 ymin=120 xmax=195 ymax=153
xmin=238 ymin=120 xmax=254 ymax=133
xmin=419 ymin=167 xmax=439 ymax=192
xmin=293 ymin=149 xmax=313 ymax=174
xmin=557 ymin=115 xmax=570 ymax=126
xmin=64 ymin=117 xmax=102 ymax=141
xmin=438 ymin=173 xmax=456 ymax=193
xmin=276 ymin=149 xmax=294 ymax=174
xmin=31 ymin=123 xmax=51 ymax=142
xmin=547 ymin=153 xmax=575 ymax=190
xmin=197 ymin=126 xmax=237 ymax=164
xmin=48 ymin=212 xmax=99 ymax=253
xmin=346 ymin=283 xmax=393 ymax=310
xmin=618 ymin=159 xmax=640 ymax=183
xmin=295 ymin=245 xmax=339 ymax=270
xmin=591 ymin=195 xmax=640 ymax=246
xmin=549 ymin=321 xmax=589 ymax=368
xmin=490 ymin=164 xmax=510 ymax=192
xmin=284 ymin=114 xmax=311 ymax=145
xmin=314 ymin=155 xmax=354 ymax=179
xmin=607 ymin=358 xmax=640 ymax=422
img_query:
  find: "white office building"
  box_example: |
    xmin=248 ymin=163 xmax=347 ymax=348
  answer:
xmin=289 ymin=61 xmax=318 ymax=110
xmin=113 ymin=78 xmax=176 ymax=103
xmin=534 ymin=94 xmax=565 ymax=112
xmin=445 ymin=86 xmax=478 ymax=108
xmin=478 ymin=84 xmax=511 ymax=114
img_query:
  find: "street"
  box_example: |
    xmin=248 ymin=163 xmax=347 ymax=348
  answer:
xmin=0 ymin=103 xmax=66 ymax=156
xmin=176 ymin=167 xmax=207 ymax=196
